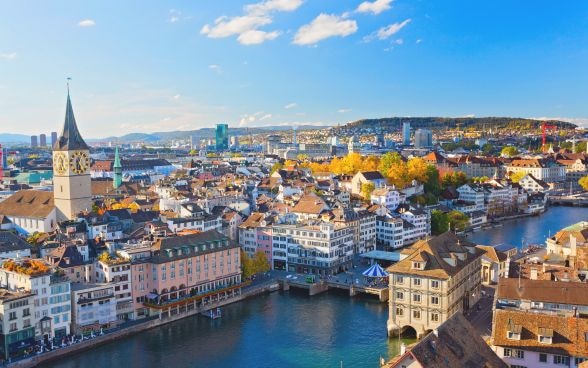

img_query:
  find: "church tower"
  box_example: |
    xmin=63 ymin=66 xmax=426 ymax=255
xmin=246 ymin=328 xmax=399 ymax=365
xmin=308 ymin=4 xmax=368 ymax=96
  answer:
xmin=53 ymin=87 xmax=92 ymax=221
xmin=113 ymin=146 xmax=122 ymax=189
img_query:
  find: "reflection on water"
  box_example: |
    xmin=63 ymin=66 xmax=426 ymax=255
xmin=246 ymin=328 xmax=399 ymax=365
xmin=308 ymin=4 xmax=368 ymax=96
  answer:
xmin=468 ymin=207 xmax=586 ymax=248
xmin=46 ymin=290 xmax=402 ymax=368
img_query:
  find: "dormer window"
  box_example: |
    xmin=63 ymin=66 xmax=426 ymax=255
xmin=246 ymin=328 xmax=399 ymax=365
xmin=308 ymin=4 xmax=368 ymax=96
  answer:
xmin=538 ymin=327 xmax=553 ymax=344
xmin=507 ymin=319 xmax=522 ymax=340
xmin=412 ymin=261 xmax=424 ymax=270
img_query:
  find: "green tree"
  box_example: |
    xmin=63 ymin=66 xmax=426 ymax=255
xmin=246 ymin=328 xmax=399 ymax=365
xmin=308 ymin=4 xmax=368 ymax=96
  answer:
xmin=481 ymin=143 xmax=494 ymax=155
xmin=447 ymin=210 xmax=470 ymax=232
xmin=423 ymin=165 xmax=441 ymax=197
xmin=378 ymin=152 xmax=403 ymax=176
xmin=188 ymin=149 xmax=198 ymax=155
xmin=431 ymin=210 xmax=449 ymax=235
xmin=361 ymin=182 xmax=375 ymax=200
xmin=579 ymin=175 xmax=588 ymax=191
xmin=97 ymin=251 xmax=111 ymax=263
xmin=253 ymin=251 xmax=271 ymax=274
xmin=501 ymin=146 xmax=519 ymax=157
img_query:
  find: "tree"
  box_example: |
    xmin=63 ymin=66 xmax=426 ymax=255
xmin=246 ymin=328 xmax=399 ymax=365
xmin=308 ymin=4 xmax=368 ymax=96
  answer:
xmin=447 ymin=210 xmax=470 ymax=232
xmin=423 ymin=165 xmax=441 ymax=197
xmin=97 ymin=251 xmax=111 ymax=263
xmin=406 ymin=157 xmax=429 ymax=183
xmin=188 ymin=149 xmax=198 ymax=155
xmin=378 ymin=152 xmax=403 ymax=176
xmin=253 ymin=251 xmax=271 ymax=274
xmin=509 ymin=171 xmax=526 ymax=183
xmin=341 ymin=152 xmax=363 ymax=174
xmin=362 ymin=156 xmax=380 ymax=172
xmin=361 ymin=182 xmax=375 ymax=200
xmin=579 ymin=175 xmax=588 ymax=191
xmin=240 ymin=249 xmax=255 ymax=279
xmin=481 ymin=143 xmax=494 ymax=155
xmin=387 ymin=161 xmax=411 ymax=189
xmin=296 ymin=154 xmax=309 ymax=161
xmin=270 ymin=162 xmax=283 ymax=175
xmin=501 ymin=146 xmax=519 ymax=157
xmin=431 ymin=210 xmax=449 ymax=235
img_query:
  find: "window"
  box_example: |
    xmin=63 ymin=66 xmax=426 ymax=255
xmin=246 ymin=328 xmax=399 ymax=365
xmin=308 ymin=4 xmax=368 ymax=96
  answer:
xmin=412 ymin=310 xmax=421 ymax=319
xmin=431 ymin=280 xmax=439 ymax=289
xmin=395 ymin=307 xmax=403 ymax=316
xmin=553 ymin=355 xmax=570 ymax=365
xmin=507 ymin=331 xmax=521 ymax=340
xmin=576 ymin=358 xmax=586 ymax=365
xmin=504 ymin=348 xmax=512 ymax=357
xmin=396 ymin=275 xmax=404 ymax=284
xmin=539 ymin=353 xmax=547 ymax=362
xmin=431 ymin=313 xmax=439 ymax=322
xmin=431 ymin=296 xmax=439 ymax=305
xmin=9 ymin=312 xmax=16 ymax=321
xmin=538 ymin=335 xmax=552 ymax=344
xmin=396 ymin=292 xmax=404 ymax=300
xmin=514 ymin=350 xmax=524 ymax=359
xmin=413 ymin=278 xmax=421 ymax=287
xmin=413 ymin=294 xmax=421 ymax=303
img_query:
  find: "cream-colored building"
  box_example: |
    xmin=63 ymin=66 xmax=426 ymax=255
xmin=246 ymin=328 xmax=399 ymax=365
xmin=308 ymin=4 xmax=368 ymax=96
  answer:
xmin=52 ymin=90 xmax=92 ymax=221
xmin=386 ymin=232 xmax=483 ymax=338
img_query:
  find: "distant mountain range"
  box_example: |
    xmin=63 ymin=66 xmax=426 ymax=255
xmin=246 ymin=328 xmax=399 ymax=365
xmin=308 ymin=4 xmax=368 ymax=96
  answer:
xmin=0 ymin=133 xmax=31 ymax=145
xmin=89 ymin=125 xmax=325 ymax=143
xmin=340 ymin=117 xmax=577 ymax=131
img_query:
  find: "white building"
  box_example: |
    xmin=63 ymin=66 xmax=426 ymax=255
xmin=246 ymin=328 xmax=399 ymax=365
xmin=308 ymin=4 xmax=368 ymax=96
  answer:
xmin=0 ymin=260 xmax=72 ymax=340
xmin=371 ymin=187 xmax=402 ymax=211
xmin=70 ymin=283 xmax=117 ymax=333
xmin=95 ymin=258 xmax=133 ymax=321
xmin=272 ymin=222 xmax=354 ymax=275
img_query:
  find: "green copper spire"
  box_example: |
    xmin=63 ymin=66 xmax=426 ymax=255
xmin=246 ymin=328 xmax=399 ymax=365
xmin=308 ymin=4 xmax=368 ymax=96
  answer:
xmin=113 ymin=146 xmax=122 ymax=189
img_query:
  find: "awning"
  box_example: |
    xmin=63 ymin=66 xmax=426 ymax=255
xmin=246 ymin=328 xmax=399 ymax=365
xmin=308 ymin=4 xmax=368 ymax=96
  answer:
xmin=362 ymin=263 xmax=389 ymax=278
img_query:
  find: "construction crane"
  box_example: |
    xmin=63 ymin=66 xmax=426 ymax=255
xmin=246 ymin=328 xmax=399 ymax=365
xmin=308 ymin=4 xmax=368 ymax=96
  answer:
xmin=542 ymin=122 xmax=556 ymax=152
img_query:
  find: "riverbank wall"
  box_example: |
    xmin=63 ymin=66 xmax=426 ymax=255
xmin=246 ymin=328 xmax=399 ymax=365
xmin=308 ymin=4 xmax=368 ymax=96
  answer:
xmin=9 ymin=281 xmax=281 ymax=368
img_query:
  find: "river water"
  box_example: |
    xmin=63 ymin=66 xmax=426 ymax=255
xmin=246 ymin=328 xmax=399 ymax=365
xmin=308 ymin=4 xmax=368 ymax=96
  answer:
xmin=46 ymin=206 xmax=586 ymax=368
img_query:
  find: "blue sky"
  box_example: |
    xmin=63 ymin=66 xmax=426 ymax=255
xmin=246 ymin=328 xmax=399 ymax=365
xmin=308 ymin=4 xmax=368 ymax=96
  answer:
xmin=1 ymin=0 xmax=588 ymax=138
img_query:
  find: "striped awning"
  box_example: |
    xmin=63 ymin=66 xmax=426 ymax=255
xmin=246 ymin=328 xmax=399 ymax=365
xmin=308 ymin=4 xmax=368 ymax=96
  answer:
xmin=362 ymin=263 xmax=389 ymax=278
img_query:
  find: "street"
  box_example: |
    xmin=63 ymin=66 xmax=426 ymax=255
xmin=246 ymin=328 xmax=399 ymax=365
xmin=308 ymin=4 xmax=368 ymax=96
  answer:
xmin=465 ymin=285 xmax=495 ymax=339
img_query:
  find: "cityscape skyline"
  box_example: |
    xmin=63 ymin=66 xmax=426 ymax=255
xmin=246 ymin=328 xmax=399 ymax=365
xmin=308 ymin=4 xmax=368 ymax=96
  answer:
xmin=1 ymin=0 xmax=588 ymax=138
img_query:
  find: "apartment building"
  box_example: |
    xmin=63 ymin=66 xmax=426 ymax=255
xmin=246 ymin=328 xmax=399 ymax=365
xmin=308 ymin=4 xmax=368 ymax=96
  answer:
xmin=95 ymin=258 xmax=133 ymax=321
xmin=272 ymin=222 xmax=354 ymax=275
xmin=491 ymin=278 xmax=588 ymax=368
xmin=0 ymin=290 xmax=35 ymax=361
xmin=70 ymin=283 xmax=117 ymax=334
xmin=0 ymin=260 xmax=71 ymax=340
xmin=387 ymin=232 xmax=483 ymax=338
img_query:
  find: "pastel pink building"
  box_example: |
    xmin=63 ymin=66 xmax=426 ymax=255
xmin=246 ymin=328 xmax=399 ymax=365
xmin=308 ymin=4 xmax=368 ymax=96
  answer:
xmin=127 ymin=230 xmax=242 ymax=318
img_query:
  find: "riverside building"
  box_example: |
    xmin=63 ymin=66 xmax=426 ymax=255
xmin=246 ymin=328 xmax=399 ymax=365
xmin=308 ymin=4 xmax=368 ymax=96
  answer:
xmin=386 ymin=232 xmax=483 ymax=338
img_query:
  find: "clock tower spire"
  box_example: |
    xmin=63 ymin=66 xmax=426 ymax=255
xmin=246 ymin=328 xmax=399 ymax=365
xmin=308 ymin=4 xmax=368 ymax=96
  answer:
xmin=53 ymin=84 xmax=92 ymax=221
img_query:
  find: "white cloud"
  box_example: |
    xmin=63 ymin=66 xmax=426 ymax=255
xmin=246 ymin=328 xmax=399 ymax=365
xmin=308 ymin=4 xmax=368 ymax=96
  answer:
xmin=78 ymin=19 xmax=96 ymax=27
xmin=238 ymin=30 xmax=281 ymax=45
xmin=201 ymin=15 xmax=272 ymax=38
xmin=284 ymin=102 xmax=297 ymax=109
xmin=259 ymin=113 xmax=273 ymax=121
xmin=416 ymin=38 xmax=422 ymax=44
xmin=337 ymin=108 xmax=352 ymax=113
xmin=172 ymin=94 xmax=181 ymax=100
xmin=239 ymin=111 xmax=269 ymax=126
xmin=393 ymin=38 xmax=403 ymax=45
xmin=208 ymin=64 xmax=222 ymax=74
xmin=356 ymin=0 xmax=393 ymax=15
xmin=293 ymin=14 xmax=358 ymax=46
xmin=0 ymin=52 xmax=16 ymax=60
xmin=201 ymin=0 xmax=302 ymax=45
xmin=246 ymin=0 xmax=304 ymax=15
xmin=364 ymin=18 xmax=411 ymax=42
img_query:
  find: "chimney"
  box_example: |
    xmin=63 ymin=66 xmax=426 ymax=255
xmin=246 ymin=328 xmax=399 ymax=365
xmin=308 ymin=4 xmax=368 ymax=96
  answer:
xmin=400 ymin=343 xmax=406 ymax=355
xmin=433 ymin=329 xmax=438 ymax=337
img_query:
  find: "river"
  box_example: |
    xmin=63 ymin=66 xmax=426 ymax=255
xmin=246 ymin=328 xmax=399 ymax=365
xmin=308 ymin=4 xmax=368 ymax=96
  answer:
xmin=45 ymin=206 xmax=586 ymax=368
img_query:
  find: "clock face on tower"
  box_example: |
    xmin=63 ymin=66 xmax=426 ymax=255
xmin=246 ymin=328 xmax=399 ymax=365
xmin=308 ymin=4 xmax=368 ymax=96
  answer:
xmin=69 ymin=151 xmax=90 ymax=174
xmin=53 ymin=153 xmax=67 ymax=175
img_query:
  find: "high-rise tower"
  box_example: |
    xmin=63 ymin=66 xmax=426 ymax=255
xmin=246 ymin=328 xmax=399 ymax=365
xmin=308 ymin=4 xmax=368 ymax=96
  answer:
xmin=52 ymin=87 xmax=92 ymax=221
xmin=113 ymin=146 xmax=122 ymax=189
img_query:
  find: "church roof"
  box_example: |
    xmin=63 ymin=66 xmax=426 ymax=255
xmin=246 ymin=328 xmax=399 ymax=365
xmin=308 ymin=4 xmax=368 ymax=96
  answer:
xmin=53 ymin=91 xmax=89 ymax=151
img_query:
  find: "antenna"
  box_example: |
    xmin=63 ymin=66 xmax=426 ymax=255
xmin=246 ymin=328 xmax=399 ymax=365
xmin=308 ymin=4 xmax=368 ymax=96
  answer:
xmin=66 ymin=77 xmax=72 ymax=95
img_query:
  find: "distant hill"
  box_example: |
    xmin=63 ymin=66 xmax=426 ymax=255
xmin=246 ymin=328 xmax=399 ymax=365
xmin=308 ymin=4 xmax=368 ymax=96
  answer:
xmin=340 ymin=117 xmax=577 ymax=132
xmin=0 ymin=133 xmax=31 ymax=145
xmin=93 ymin=125 xmax=326 ymax=143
